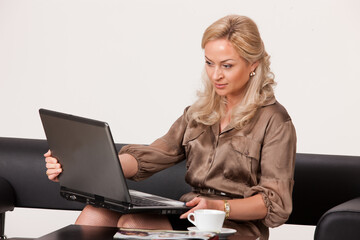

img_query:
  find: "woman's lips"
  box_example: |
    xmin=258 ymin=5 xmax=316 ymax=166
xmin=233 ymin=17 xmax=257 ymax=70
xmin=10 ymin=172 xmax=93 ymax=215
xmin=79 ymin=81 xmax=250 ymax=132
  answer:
xmin=215 ymin=83 xmax=227 ymax=89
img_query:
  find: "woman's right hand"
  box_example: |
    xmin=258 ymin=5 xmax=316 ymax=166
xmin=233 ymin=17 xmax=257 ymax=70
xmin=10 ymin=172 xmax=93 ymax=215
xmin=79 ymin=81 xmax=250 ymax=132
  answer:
xmin=44 ymin=150 xmax=62 ymax=182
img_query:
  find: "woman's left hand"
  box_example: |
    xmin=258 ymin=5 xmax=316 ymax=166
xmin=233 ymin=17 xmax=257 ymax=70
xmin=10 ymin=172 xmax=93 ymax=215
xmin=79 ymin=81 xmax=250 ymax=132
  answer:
xmin=179 ymin=197 xmax=224 ymax=219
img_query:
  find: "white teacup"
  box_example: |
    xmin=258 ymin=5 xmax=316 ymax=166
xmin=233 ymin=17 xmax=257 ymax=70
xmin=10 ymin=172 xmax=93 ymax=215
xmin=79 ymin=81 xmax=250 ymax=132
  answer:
xmin=187 ymin=209 xmax=225 ymax=232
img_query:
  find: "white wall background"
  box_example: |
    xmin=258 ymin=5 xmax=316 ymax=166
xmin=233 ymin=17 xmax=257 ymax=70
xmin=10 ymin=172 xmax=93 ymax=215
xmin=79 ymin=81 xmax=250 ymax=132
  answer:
xmin=1 ymin=0 xmax=359 ymax=239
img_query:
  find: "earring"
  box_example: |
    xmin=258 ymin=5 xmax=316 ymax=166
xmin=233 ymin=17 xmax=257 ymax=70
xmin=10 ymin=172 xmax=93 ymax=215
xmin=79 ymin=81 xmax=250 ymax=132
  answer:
xmin=250 ymin=71 xmax=256 ymax=77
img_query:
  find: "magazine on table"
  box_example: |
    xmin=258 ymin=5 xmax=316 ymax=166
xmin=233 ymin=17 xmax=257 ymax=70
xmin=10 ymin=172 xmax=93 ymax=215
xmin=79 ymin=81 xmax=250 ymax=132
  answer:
xmin=113 ymin=228 xmax=218 ymax=239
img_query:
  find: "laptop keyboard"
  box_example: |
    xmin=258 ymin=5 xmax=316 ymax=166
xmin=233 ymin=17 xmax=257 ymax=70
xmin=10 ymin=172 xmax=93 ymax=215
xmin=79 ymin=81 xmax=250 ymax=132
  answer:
xmin=131 ymin=195 xmax=168 ymax=206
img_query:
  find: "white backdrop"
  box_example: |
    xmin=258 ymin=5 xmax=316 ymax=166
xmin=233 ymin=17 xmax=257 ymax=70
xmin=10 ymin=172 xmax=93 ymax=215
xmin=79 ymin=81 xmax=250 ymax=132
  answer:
xmin=1 ymin=0 xmax=359 ymax=239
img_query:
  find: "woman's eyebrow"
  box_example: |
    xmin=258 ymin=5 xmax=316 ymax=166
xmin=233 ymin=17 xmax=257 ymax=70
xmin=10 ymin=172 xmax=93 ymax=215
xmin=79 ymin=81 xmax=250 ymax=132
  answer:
xmin=205 ymin=56 xmax=235 ymax=63
xmin=205 ymin=56 xmax=212 ymax=62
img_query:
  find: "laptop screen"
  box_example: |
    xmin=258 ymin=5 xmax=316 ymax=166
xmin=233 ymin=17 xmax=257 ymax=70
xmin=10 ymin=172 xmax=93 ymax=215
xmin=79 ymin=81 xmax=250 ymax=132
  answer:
xmin=39 ymin=109 xmax=131 ymax=204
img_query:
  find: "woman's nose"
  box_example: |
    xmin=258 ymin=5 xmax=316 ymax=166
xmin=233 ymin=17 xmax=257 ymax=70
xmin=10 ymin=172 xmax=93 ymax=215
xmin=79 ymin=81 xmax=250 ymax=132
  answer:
xmin=212 ymin=67 xmax=223 ymax=80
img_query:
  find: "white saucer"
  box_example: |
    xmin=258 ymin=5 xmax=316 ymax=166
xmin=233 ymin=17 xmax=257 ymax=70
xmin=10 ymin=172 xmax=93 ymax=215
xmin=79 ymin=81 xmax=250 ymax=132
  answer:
xmin=187 ymin=227 xmax=236 ymax=239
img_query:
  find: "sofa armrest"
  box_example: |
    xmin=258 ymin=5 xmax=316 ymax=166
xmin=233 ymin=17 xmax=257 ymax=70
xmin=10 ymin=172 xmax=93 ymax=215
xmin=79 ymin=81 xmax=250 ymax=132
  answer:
xmin=314 ymin=197 xmax=360 ymax=240
xmin=0 ymin=177 xmax=15 ymax=213
xmin=0 ymin=177 xmax=15 ymax=239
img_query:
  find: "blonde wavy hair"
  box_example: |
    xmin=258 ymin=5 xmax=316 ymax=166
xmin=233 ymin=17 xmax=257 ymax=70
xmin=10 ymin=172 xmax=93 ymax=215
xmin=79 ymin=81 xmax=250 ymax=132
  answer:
xmin=189 ymin=15 xmax=276 ymax=129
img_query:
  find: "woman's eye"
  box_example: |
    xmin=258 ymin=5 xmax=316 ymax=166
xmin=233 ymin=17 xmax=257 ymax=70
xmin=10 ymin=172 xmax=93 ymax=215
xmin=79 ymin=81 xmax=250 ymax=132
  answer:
xmin=205 ymin=60 xmax=213 ymax=66
xmin=223 ymin=64 xmax=232 ymax=69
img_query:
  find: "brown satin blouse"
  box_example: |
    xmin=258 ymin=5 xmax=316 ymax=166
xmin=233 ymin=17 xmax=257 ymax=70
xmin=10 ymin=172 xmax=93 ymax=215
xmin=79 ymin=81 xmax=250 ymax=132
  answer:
xmin=119 ymin=97 xmax=296 ymax=240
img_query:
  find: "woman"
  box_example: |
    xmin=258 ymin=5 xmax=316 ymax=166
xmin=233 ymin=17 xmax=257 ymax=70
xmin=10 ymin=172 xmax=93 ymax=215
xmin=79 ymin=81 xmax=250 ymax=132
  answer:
xmin=45 ymin=15 xmax=296 ymax=240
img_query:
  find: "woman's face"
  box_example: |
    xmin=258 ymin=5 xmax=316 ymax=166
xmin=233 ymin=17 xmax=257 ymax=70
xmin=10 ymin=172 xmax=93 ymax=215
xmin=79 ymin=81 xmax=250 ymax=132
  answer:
xmin=204 ymin=38 xmax=257 ymax=105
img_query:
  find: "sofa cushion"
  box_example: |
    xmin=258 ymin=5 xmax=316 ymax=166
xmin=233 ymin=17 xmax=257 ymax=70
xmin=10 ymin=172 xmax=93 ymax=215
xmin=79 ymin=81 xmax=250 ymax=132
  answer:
xmin=314 ymin=197 xmax=360 ymax=240
xmin=0 ymin=177 xmax=15 ymax=213
xmin=0 ymin=137 xmax=85 ymax=210
xmin=287 ymin=153 xmax=360 ymax=225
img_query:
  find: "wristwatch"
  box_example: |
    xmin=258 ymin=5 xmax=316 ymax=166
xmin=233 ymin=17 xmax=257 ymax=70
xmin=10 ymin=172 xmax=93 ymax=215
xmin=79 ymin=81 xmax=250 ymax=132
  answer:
xmin=224 ymin=200 xmax=230 ymax=219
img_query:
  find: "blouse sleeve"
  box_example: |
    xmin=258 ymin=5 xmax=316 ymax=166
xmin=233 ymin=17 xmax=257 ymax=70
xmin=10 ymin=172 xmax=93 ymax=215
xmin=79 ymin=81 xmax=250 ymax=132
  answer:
xmin=119 ymin=108 xmax=189 ymax=181
xmin=244 ymin=115 xmax=297 ymax=228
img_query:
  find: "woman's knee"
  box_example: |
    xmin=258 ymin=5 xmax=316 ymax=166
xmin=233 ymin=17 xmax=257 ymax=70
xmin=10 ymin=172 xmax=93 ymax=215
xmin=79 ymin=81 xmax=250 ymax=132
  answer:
xmin=117 ymin=214 xmax=136 ymax=228
xmin=117 ymin=214 xmax=172 ymax=230
xmin=76 ymin=205 xmax=121 ymax=226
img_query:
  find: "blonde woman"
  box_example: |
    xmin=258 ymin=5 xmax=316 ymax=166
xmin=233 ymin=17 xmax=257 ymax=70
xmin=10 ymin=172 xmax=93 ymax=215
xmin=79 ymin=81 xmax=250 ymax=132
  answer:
xmin=45 ymin=15 xmax=296 ymax=240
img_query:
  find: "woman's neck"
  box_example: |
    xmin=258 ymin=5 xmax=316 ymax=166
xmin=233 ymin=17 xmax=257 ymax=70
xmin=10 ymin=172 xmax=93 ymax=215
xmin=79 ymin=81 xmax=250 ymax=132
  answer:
xmin=219 ymin=93 xmax=245 ymax=132
xmin=220 ymin=105 xmax=233 ymax=133
xmin=226 ymin=93 xmax=243 ymax=109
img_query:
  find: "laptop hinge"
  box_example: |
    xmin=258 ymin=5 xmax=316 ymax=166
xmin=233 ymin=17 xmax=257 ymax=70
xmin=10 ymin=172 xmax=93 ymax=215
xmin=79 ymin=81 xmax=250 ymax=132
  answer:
xmin=94 ymin=195 xmax=105 ymax=205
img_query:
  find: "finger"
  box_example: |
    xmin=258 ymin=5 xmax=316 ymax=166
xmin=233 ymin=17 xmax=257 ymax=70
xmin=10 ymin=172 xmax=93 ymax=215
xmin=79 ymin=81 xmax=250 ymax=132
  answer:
xmin=44 ymin=149 xmax=52 ymax=157
xmin=180 ymin=209 xmax=192 ymax=219
xmin=180 ymin=204 xmax=203 ymax=219
xmin=47 ymin=173 xmax=60 ymax=182
xmin=181 ymin=198 xmax=202 ymax=219
xmin=186 ymin=197 xmax=201 ymax=207
xmin=186 ymin=197 xmax=199 ymax=204
xmin=46 ymin=168 xmax=62 ymax=176
xmin=46 ymin=162 xmax=61 ymax=170
xmin=45 ymin=156 xmax=58 ymax=164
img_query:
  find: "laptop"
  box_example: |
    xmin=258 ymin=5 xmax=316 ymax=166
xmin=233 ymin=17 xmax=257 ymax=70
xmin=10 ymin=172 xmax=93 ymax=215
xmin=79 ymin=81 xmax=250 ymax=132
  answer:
xmin=39 ymin=108 xmax=189 ymax=214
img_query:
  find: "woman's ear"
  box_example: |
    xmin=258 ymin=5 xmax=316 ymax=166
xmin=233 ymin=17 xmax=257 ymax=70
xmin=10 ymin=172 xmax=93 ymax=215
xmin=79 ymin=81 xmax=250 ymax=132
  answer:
xmin=251 ymin=61 xmax=259 ymax=72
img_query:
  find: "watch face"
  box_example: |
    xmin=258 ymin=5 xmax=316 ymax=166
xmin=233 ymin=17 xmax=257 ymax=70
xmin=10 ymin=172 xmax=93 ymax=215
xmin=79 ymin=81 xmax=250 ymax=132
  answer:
xmin=224 ymin=200 xmax=230 ymax=218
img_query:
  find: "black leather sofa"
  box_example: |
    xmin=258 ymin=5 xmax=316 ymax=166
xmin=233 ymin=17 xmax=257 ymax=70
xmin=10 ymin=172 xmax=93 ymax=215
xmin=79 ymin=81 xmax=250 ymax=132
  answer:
xmin=1 ymin=137 xmax=360 ymax=239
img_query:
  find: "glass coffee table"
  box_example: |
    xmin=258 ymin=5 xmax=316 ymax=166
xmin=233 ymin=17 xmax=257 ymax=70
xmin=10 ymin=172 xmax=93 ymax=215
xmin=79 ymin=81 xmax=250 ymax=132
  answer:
xmin=36 ymin=224 xmax=258 ymax=240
